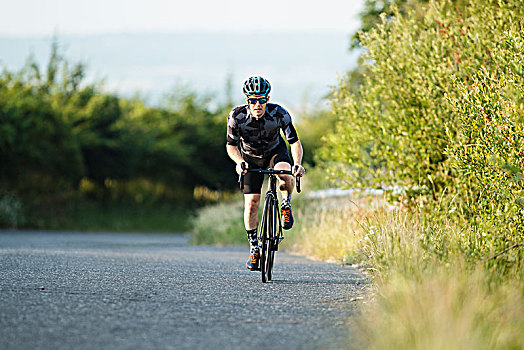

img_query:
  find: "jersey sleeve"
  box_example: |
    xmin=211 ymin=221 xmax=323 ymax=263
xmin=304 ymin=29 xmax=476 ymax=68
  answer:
xmin=280 ymin=107 xmax=299 ymax=144
xmin=226 ymin=109 xmax=239 ymax=146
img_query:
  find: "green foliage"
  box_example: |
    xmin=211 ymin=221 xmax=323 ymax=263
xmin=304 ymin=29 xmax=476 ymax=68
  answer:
xmin=0 ymin=61 xmax=84 ymax=193
xmin=324 ymin=2 xmax=462 ymax=195
xmin=295 ymin=108 xmax=337 ymax=167
xmin=351 ymin=0 xmax=469 ymax=49
xmin=0 ymin=40 xmax=237 ymax=228
xmin=322 ymin=0 xmax=523 ymax=262
xmin=351 ymin=0 xmax=428 ymax=49
xmin=159 ymin=89 xmax=236 ymax=191
xmin=448 ymin=19 xmax=524 ymax=256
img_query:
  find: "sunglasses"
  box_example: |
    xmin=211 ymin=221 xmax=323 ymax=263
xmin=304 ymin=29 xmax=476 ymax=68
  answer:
xmin=247 ymin=97 xmax=268 ymax=105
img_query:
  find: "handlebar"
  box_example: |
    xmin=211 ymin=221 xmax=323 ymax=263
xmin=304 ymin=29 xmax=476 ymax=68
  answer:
xmin=238 ymin=164 xmax=302 ymax=193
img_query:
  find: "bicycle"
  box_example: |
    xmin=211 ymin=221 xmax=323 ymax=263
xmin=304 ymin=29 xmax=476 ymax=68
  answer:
xmin=239 ymin=165 xmax=301 ymax=283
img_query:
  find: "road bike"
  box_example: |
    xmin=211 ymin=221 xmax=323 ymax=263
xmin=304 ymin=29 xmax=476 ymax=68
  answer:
xmin=239 ymin=166 xmax=301 ymax=282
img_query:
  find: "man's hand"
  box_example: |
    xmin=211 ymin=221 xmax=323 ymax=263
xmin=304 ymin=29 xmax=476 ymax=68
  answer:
xmin=236 ymin=161 xmax=248 ymax=176
xmin=293 ymin=164 xmax=305 ymax=177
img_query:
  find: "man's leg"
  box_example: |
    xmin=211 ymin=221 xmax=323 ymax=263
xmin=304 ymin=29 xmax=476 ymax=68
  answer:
xmin=274 ymin=162 xmax=295 ymax=229
xmin=244 ymin=193 xmax=261 ymax=270
xmin=274 ymin=161 xmax=293 ymax=198
xmin=244 ymin=194 xmax=261 ymax=230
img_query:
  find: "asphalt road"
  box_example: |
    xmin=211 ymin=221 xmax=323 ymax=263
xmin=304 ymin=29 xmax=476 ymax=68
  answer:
xmin=0 ymin=231 xmax=366 ymax=350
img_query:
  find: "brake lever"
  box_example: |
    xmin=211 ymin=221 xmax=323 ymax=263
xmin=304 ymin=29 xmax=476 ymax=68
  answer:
xmin=238 ymin=162 xmax=246 ymax=190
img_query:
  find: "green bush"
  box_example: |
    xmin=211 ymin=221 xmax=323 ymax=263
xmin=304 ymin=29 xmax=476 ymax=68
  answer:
xmin=0 ymin=64 xmax=84 ymax=193
xmin=448 ymin=21 xmax=524 ymax=260
xmin=324 ymin=1 xmax=489 ymax=195
xmin=321 ymin=0 xmax=523 ymax=262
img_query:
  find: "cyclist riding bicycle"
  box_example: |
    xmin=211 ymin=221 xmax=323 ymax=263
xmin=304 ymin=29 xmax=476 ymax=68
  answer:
xmin=226 ymin=76 xmax=305 ymax=271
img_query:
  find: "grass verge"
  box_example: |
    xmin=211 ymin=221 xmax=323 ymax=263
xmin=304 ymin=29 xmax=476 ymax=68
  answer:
xmin=290 ymin=197 xmax=524 ymax=349
xmin=359 ymin=266 xmax=524 ymax=350
xmin=190 ymin=199 xmax=246 ymax=245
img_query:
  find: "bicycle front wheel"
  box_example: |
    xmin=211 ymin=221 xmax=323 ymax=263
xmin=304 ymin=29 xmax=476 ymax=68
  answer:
xmin=259 ymin=194 xmax=276 ymax=283
xmin=266 ymin=197 xmax=277 ymax=281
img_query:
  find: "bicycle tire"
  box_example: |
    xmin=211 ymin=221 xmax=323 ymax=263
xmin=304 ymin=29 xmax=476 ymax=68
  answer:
xmin=266 ymin=197 xmax=277 ymax=281
xmin=259 ymin=195 xmax=272 ymax=283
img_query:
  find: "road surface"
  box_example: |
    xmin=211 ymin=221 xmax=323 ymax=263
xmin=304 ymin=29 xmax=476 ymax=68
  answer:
xmin=0 ymin=231 xmax=366 ymax=350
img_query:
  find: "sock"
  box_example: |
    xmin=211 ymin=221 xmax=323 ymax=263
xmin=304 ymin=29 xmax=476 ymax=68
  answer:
xmin=246 ymin=228 xmax=258 ymax=250
xmin=282 ymin=194 xmax=291 ymax=207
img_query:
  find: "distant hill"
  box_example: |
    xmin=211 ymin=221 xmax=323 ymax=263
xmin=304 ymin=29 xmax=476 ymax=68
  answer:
xmin=0 ymin=32 xmax=359 ymax=110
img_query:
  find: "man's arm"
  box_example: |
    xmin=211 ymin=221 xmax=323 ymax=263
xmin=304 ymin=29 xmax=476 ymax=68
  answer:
xmin=279 ymin=105 xmax=304 ymax=176
xmin=226 ymin=144 xmax=247 ymax=175
xmin=290 ymin=141 xmax=305 ymax=177
xmin=226 ymin=107 xmax=247 ymax=175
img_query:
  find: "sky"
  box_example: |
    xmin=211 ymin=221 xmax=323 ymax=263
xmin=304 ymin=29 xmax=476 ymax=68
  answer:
xmin=0 ymin=0 xmax=365 ymax=110
xmin=0 ymin=0 xmax=364 ymax=36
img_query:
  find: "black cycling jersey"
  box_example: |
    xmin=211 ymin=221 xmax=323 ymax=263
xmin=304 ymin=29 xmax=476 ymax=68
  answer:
xmin=226 ymin=103 xmax=299 ymax=158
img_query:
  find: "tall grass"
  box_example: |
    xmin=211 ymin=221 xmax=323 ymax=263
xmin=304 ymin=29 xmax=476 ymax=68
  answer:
xmin=289 ymin=195 xmax=385 ymax=263
xmin=190 ymin=199 xmax=247 ymax=245
xmin=289 ymin=196 xmax=524 ymax=349
xmin=361 ymin=268 xmax=524 ymax=350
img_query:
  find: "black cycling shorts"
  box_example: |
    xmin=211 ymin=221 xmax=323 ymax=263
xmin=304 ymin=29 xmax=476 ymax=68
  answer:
xmin=241 ymin=141 xmax=292 ymax=194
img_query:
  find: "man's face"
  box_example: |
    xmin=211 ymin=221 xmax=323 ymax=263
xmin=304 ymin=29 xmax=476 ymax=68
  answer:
xmin=246 ymin=95 xmax=269 ymax=119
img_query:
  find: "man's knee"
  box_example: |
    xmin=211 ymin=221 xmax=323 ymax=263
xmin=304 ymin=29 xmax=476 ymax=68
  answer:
xmin=274 ymin=162 xmax=292 ymax=187
xmin=274 ymin=161 xmax=291 ymax=171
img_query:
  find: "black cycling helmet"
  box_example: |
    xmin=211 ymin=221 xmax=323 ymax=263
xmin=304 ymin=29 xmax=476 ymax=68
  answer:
xmin=243 ymin=76 xmax=271 ymax=97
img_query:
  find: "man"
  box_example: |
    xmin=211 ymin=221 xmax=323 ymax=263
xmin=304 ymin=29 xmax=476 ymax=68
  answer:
xmin=226 ymin=76 xmax=305 ymax=270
